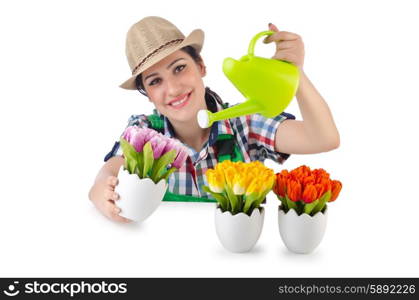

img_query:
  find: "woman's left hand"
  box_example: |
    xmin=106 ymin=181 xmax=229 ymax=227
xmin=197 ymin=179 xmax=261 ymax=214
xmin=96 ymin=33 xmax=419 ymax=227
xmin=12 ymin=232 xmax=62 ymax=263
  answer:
xmin=264 ymin=23 xmax=305 ymax=70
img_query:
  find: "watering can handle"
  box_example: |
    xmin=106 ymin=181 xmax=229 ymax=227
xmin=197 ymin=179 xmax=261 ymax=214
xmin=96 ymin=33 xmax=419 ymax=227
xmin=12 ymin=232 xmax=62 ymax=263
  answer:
xmin=248 ymin=30 xmax=275 ymax=56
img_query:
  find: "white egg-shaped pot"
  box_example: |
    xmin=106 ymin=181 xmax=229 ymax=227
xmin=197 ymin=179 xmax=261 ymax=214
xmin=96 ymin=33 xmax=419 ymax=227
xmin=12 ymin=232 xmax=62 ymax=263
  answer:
xmin=215 ymin=206 xmax=265 ymax=253
xmin=114 ymin=166 xmax=168 ymax=222
xmin=278 ymin=206 xmax=328 ymax=254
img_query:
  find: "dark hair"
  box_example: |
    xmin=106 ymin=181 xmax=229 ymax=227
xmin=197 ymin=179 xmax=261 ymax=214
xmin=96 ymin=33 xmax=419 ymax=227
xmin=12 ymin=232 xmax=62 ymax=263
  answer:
xmin=135 ymin=46 xmax=203 ymax=96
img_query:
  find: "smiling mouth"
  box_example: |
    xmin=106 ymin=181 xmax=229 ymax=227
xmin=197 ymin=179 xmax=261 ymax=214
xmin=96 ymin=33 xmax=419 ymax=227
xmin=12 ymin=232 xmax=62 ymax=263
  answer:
xmin=168 ymin=92 xmax=191 ymax=109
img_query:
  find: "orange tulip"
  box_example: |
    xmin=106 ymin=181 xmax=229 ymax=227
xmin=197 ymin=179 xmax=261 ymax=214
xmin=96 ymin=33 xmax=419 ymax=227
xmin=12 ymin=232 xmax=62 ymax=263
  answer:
xmin=274 ymin=174 xmax=287 ymax=197
xmin=319 ymin=178 xmax=332 ymax=192
xmin=273 ymin=165 xmax=342 ymax=207
xmin=295 ymin=165 xmax=311 ymax=177
xmin=287 ymin=179 xmax=301 ymax=202
xmin=313 ymin=168 xmax=329 ymax=180
xmin=301 ymin=184 xmax=318 ymax=203
xmin=303 ymin=175 xmax=315 ymax=186
xmin=330 ymin=180 xmax=342 ymax=202
xmin=314 ymin=183 xmax=325 ymax=199
xmin=280 ymin=169 xmax=289 ymax=176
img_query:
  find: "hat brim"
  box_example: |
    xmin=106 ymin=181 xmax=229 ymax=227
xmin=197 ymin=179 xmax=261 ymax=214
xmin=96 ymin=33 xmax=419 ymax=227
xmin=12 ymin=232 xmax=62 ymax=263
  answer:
xmin=119 ymin=29 xmax=204 ymax=90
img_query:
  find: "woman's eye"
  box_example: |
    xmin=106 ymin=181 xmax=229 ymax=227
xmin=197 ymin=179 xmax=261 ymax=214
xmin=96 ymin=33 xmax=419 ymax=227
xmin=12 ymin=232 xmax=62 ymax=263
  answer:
xmin=149 ymin=78 xmax=161 ymax=86
xmin=174 ymin=64 xmax=186 ymax=73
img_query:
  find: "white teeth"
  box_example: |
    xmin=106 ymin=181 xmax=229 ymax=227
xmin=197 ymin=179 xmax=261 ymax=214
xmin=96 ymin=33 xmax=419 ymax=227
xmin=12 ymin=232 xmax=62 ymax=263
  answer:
xmin=170 ymin=95 xmax=188 ymax=106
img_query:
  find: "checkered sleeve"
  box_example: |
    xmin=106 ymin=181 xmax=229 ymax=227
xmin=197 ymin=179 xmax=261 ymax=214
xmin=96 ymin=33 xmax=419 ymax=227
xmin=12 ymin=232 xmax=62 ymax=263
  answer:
xmin=237 ymin=112 xmax=295 ymax=164
xmin=103 ymin=114 xmax=150 ymax=162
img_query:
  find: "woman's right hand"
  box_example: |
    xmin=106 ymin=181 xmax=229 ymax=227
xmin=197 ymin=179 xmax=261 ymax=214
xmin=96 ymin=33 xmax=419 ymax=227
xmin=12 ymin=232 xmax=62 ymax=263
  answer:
xmin=93 ymin=175 xmax=132 ymax=223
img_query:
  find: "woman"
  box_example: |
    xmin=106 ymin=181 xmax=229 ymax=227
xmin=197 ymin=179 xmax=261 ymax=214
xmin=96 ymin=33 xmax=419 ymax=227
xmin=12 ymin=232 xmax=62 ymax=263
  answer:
xmin=88 ymin=16 xmax=340 ymax=223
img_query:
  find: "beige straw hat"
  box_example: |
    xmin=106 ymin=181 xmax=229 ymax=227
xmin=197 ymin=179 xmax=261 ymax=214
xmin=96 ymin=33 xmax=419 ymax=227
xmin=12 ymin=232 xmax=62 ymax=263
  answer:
xmin=120 ymin=16 xmax=205 ymax=90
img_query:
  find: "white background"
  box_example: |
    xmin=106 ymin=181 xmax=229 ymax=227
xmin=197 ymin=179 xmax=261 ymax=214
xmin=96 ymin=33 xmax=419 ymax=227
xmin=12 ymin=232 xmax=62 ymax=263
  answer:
xmin=1 ymin=0 xmax=418 ymax=277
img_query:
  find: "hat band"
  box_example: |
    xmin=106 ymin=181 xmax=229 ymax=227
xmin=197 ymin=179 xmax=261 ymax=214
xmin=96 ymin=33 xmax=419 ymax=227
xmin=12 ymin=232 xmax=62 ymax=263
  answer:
xmin=131 ymin=38 xmax=184 ymax=75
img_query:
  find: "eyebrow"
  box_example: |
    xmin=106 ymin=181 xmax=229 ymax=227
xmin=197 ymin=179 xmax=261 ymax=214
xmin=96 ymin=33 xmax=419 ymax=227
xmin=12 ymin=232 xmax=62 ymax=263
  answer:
xmin=144 ymin=58 xmax=186 ymax=81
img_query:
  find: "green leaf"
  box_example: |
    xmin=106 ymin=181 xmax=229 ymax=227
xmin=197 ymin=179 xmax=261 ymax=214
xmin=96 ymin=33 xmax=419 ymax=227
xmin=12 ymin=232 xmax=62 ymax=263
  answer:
xmin=120 ymin=138 xmax=136 ymax=160
xmin=244 ymin=186 xmax=269 ymax=215
xmin=222 ymin=191 xmax=231 ymax=211
xmin=128 ymin=159 xmax=137 ymax=175
xmin=142 ymin=142 xmax=154 ymax=178
xmin=285 ymin=195 xmax=298 ymax=212
xmin=278 ymin=195 xmax=288 ymax=211
xmin=296 ymin=201 xmax=305 ymax=215
xmin=203 ymin=185 xmax=229 ymax=211
xmin=120 ymin=138 xmax=138 ymax=174
xmin=243 ymin=193 xmax=258 ymax=215
xmin=157 ymin=167 xmax=177 ymax=183
xmin=246 ymin=190 xmax=270 ymax=216
xmin=322 ymin=190 xmax=332 ymax=203
xmin=238 ymin=195 xmax=244 ymax=212
xmin=311 ymin=191 xmax=331 ymax=215
xmin=304 ymin=199 xmax=319 ymax=215
xmin=202 ymin=185 xmax=211 ymax=194
xmin=151 ymin=149 xmax=177 ymax=182
xmin=225 ymin=184 xmax=238 ymax=214
xmin=136 ymin=151 xmax=144 ymax=178
xmin=254 ymin=189 xmax=271 ymax=208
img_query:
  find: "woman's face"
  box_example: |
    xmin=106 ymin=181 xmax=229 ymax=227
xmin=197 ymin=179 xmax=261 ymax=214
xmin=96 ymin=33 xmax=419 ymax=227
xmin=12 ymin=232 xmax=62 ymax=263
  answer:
xmin=142 ymin=50 xmax=207 ymax=124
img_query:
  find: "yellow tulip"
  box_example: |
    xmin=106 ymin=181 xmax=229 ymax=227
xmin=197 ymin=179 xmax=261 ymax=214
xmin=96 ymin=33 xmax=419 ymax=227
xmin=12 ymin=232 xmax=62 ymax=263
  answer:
xmin=264 ymin=173 xmax=276 ymax=191
xmin=245 ymin=178 xmax=264 ymax=197
xmin=233 ymin=173 xmax=254 ymax=195
xmin=206 ymin=160 xmax=275 ymax=196
xmin=232 ymin=174 xmax=245 ymax=195
xmin=223 ymin=167 xmax=236 ymax=188
xmin=207 ymin=169 xmax=225 ymax=193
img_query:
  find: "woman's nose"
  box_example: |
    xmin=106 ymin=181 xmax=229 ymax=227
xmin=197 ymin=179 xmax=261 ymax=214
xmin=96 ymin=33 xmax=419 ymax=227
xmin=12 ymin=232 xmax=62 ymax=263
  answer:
xmin=166 ymin=77 xmax=183 ymax=98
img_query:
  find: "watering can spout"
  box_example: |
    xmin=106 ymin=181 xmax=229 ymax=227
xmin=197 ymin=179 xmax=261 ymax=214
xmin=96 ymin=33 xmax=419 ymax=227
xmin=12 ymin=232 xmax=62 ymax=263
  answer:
xmin=197 ymin=101 xmax=260 ymax=128
xmin=197 ymin=30 xmax=299 ymax=129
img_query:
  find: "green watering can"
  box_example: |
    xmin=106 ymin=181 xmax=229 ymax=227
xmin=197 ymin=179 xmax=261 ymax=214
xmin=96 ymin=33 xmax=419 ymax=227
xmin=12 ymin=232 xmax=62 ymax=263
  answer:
xmin=197 ymin=30 xmax=300 ymax=128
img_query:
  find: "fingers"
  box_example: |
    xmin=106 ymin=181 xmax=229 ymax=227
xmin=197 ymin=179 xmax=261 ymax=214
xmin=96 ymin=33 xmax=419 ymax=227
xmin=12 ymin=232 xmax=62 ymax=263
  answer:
xmin=275 ymin=40 xmax=296 ymax=50
xmin=106 ymin=176 xmax=119 ymax=189
xmin=112 ymin=214 xmax=132 ymax=223
xmin=91 ymin=177 xmax=131 ymax=224
xmin=261 ymin=23 xmax=305 ymax=68
xmin=264 ymin=23 xmax=278 ymax=43
xmin=269 ymin=23 xmax=280 ymax=32
xmin=104 ymin=176 xmax=131 ymax=223
xmin=264 ymin=31 xmax=300 ymax=44
xmin=105 ymin=202 xmax=132 ymax=223
xmin=104 ymin=188 xmax=120 ymax=201
xmin=272 ymin=51 xmax=298 ymax=64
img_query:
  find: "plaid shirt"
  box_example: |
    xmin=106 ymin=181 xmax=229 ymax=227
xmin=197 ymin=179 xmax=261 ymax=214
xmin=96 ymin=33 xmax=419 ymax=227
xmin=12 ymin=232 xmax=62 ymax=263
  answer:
xmin=105 ymin=91 xmax=295 ymax=199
